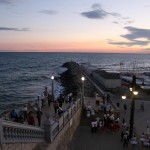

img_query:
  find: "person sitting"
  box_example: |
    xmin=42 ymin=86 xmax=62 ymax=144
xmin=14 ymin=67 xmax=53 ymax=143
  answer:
xmin=10 ymin=109 xmax=19 ymax=122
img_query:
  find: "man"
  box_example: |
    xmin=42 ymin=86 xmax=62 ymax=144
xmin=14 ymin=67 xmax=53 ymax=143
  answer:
xmin=10 ymin=109 xmax=19 ymax=122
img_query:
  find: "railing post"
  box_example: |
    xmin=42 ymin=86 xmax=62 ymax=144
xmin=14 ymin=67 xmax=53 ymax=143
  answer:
xmin=0 ymin=119 xmax=3 ymax=144
xmin=44 ymin=121 xmax=53 ymax=142
xmin=44 ymin=113 xmax=54 ymax=142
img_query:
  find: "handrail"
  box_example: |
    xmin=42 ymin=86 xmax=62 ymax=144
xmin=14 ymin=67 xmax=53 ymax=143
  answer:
xmin=45 ymin=98 xmax=81 ymax=142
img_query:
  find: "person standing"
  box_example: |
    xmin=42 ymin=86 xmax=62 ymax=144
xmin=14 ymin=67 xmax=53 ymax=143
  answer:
xmin=27 ymin=111 xmax=35 ymax=126
xmin=43 ymin=86 xmax=48 ymax=105
xmin=53 ymin=100 xmax=59 ymax=114
xmin=140 ymin=102 xmax=144 ymax=111
xmin=146 ymin=126 xmax=150 ymax=136
xmin=36 ymin=109 xmax=42 ymax=127
xmin=123 ymin=104 xmax=127 ymax=113
xmin=22 ymin=105 xmax=27 ymax=122
xmin=123 ymin=133 xmax=128 ymax=147
xmin=37 ymin=96 xmax=42 ymax=111
xmin=91 ymin=120 xmax=95 ymax=133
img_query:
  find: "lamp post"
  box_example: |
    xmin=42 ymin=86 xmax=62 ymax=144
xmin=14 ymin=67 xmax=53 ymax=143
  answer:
xmin=121 ymin=87 xmax=138 ymax=139
xmin=51 ymin=75 xmax=54 ymax=102
xmin=81 ymin=76 xmax=85 ymax=102
xmin=129 ymin=87 xmax=138 ymax=139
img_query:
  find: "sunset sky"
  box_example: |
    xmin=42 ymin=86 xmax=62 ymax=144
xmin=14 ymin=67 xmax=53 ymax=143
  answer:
xmin=0 ymin=0 xmax=150 ymax=53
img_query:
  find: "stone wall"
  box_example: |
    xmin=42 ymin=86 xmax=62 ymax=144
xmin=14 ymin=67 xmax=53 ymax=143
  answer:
xmin=46 ymin=106 xmax=82 ymax=150
xmin=0 ymin=143 xmax=37 ymax=150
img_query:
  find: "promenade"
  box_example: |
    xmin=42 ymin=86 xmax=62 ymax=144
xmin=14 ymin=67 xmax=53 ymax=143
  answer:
xmin=1 ymin=61 xmax=150 ymax=150
xmin=69 ymin=94 xmax=150 ymax=150
xmin=39 ymin=100 xmax=70 ymax=128
xmin=25 ymin=64 xmax=150 ymax=150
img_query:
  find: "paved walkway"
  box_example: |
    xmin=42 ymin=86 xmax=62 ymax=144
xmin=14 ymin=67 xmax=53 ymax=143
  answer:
xmin=18 ymin=99 xmax=71 ymax=128
xmin=69 ymin=95 xmax=150 ymax=150
xmin=39 ymin=101 xmax=70 ymax=128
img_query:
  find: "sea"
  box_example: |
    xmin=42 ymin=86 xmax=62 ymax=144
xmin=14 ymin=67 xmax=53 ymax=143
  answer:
xmin=0 ymin=52 xmax=150 ymax=114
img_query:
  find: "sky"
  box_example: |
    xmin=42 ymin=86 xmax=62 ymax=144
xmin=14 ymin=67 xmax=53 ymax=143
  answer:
xmin=0 ymin=0 xmax=150 ymax=53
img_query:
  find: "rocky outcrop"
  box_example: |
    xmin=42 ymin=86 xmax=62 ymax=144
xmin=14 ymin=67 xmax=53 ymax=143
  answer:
xmin=59 ymin=62 xmax=82 ymax=96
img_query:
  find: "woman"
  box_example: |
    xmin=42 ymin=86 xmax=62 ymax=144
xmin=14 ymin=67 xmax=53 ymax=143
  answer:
xmin=27 ymin=111 xmax=35 ymax=126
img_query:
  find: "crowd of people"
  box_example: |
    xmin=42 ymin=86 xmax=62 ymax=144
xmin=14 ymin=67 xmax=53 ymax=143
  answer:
xmin=84 ymin=93 xmax=149 ymax=149
xmin=139 ymin=126 xmax=150 ymax=148
xmin=5 ymin=86 xmax=74 ymax=127
xmin=84 ymin=97 xmax=120 ymax=134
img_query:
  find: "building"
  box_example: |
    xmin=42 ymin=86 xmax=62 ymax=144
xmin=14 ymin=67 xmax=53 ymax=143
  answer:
xmin=92 ymin=70 xmax=121 ymax=89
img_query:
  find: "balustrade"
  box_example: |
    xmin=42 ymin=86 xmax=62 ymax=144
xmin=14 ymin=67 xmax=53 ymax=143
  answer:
xmin=0 ymin=98 xmax=81 ymax=144
xmin=0 ymin=120 xmax=45 ymax=144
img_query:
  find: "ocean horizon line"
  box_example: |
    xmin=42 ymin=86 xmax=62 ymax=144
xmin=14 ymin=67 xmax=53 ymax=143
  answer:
xmin=0 ymin=51 xmax=150 ymax=55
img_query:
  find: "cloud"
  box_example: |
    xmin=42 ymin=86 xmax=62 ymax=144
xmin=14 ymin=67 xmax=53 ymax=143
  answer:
xmin=109 ymin=40 xmax=149 ymax=47
xmin=121 ymin=26 xmax=150 ymax=40
xmin=39 ymin=10 xmax=57 ymax=15
xmin=80 ymin=3 xmax=134 ymax=27
xmin=0 ymin=27 xmax=30 ymax=31
xmin=0 ymin=0 xmax=17 ymax=5
xmin=112 ymin=21 xmax=119 ymax=24
xmin=81 ymin=3 xmax=121 ymax=19
xmin=109 ymin=26 xmax=150 ymax=47
xmin=0 ymin=0 xmax=11 ymax=4
xmin=124 ymin=20 xmax=134 ymax=25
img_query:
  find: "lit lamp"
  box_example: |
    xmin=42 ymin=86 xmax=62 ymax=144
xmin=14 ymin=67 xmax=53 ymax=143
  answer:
xmin=81 ymin=76 xmax=85 ymax=102
xmin=122 ymin=86 xmax=138 ymax=139
xmin=121 ymin=95 xmax=126 ymax=100
xmin=129 ymin=87 xmax=133 ymax=92
xmin=129 ymin=88 xmax=138 ymax=138
xmin=51 ymin=75 xmax=54 ymax=101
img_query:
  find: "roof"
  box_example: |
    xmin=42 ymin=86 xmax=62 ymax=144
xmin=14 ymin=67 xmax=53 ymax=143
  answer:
xmin=93 ymin=70 xmax=120 ymax=79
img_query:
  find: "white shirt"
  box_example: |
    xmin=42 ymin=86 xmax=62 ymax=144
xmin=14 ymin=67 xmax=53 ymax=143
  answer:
xmin=91 ymin=121 xmax=95 ymax=127
xmin=94 ymin=121 xmax=98 ymax=127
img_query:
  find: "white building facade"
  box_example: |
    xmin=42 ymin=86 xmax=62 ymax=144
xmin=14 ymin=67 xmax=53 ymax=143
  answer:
xmin=92 ymin=70 xmax=121 ymax=88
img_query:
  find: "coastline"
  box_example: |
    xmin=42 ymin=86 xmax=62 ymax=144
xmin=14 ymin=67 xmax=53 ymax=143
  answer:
xmin=1 ymin=61 xmax=150 ymax=120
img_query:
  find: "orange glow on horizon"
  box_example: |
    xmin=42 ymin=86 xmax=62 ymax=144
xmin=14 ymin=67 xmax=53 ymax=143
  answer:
xmin=0 ymin=41 xmax=148 ymax=53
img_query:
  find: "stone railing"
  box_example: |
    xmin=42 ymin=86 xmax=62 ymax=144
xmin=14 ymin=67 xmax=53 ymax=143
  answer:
xmin=0 ymin=120 xmax=45 ymax=144
xmin=44 ymin=98 xmax=81 ymax=142
xmin=0 ymin=98 xmax=81 ymax=145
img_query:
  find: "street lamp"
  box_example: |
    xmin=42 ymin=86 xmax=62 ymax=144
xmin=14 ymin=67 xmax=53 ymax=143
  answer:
xmin=51 ymin=75 xmax=54 ymax=102
xmin=129 ymin=87 xmax=138 ymax=139
xmin=81 ymin=76 xmax=85 ymax=102
xmin=121 ymin=95 xmax=126 ymax=100
xmin=122 ymin=87 xmax=138 ymax=138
